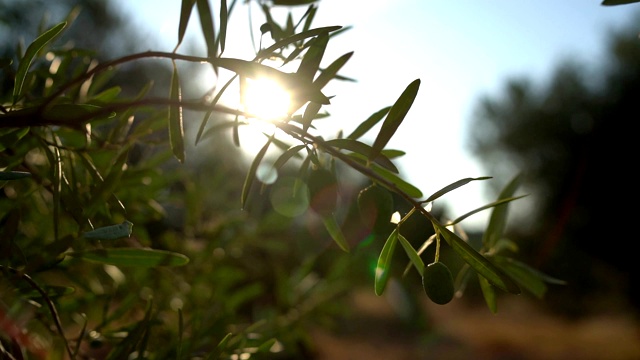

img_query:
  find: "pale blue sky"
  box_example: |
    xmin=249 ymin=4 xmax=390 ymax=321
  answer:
xmin=118 ymin=0 xmax=637 ymax=229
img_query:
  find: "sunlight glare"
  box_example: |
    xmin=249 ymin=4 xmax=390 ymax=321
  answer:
xmin=243 ymin=77 xmax=291 ymax=120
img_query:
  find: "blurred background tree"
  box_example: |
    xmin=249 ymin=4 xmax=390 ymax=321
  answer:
xmin=469 ymin=11 xmax=640 ymax=316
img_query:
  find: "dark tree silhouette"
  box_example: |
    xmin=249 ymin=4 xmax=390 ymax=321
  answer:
xmin=468 ymin=12 xmax=640 ymax=315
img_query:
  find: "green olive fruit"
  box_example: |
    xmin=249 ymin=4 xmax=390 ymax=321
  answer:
xmin=307 ymin=167 xmax=338 ymax=217
xmin=422 ymin=262 xmax=455 ymax=305
xmin=357 ymin=184 xmax=393 ymax=232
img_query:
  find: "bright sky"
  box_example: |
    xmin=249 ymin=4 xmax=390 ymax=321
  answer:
xmin=117 ymin=0 xmax=635 ymax=230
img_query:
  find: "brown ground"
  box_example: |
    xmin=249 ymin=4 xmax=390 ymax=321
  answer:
xmin=310 ymin=289 xmax=640 ymax=360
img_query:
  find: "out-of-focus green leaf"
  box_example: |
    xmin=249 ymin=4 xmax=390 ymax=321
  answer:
xmin=70 ymin=248 xmax=189 ymax=267
xmin=425 ymin=177 xmax=492 ymax=203
xmin=297 ymin=33 xmax=328 ymax=81
xmin=88 ymin=86 xmax=121 ymax=105
xmin=322 ymin=215 xmax=349 ymax=252
xmin=169 ymin=61 xmax=185 ymax=163
xmin=602 ymin=0 xmax=640 ymax=5
xmin=83 ymin=221 xmax=133 ymax=240
xmin=369 ymin=79 xmax=420 ymax=162
xmin=211 ymin=333 xmax=233 ymax=358
xmin=375 ymin=228 xmax=398 ymax=296
xmin=195 ymin=75 xmax=236 ymax=144
xmin=433 ymin=222 xmax=521 ymax=294
xmin=397 ymin=233 xmax=424 ymax=276
xmin=478 ymin=275 xmax=498 ymax=314
xmin=447 ymin=195 xmax=527 ymax=226
xmin=326 ymin=138 xmax=398 ymax=173
xmin=0 ymin=127 xmax=29 ymax=152
xmin=196 ymin=0 xmax=216 ymax=58
xmin=105 ymin=299 xmax=154 ymax=360
xmin=52 ymin=146 xmax=61 ymax=240
xmin=13 ymin=21 xmax=66 ymax=103
xmin=492 ymin=256 xmax=565 ymax=299
xmin=483 ymin=174 xmax=522 ymax=249
xmin=454 ymin=263 xmax=472 ymax=298
xmin=242 ymin=136 xmax=273 ymax=209
xmin=0 ymin=171 xmax=31 ymax=180
xmin=257 ymin=338 xmax=277 ymax=353
xmin=176 ymin=0 xmax=196 ymax=50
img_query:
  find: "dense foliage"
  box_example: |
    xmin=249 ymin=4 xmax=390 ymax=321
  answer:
xmin=9 ymin=0 xmax=635 ymax=358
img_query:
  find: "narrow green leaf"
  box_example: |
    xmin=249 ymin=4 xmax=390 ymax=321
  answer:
xmin=271 ymin=144 xmax=305 ymax=173
xmin=296 ymin=33 xmax=328 ymax=81
xmin=375 ymin=228 xmax=398 ymax=296
xmin=255 ymin=26 xmax=341 ymax=61
xmin=13 ymin=21 xmax=66 ymax=103
xmin=169 ymin=61 xmax=185 ymax=163
xmin=241 ymin=136 xmax=273 ymax=209
xmin=483 ymin=174 xmax=522 ymax=249
xmin=196 ymin=0 xmax=216 ymax=58
xmin=397 ymin=233 xmax=425 ymax=276
xmin=52 ymin=147 xmax=62 ymax=240
xmin=213 ymin=333 xmax=233 ymax=355
xmin=216 ymin=57 xmax=292 ymax=84
xmin=0 ymin=171 xmax=31 ymax=180
xmin=602 ymin=0 xmax=640 ymax=5
xmin=453 ymin=263 xmax=473 ymax=298
xmin=322 ymin=214 xmax=349 ymax=252
xmin=257 ymin=338 xmax=277 ymax=353
xmin=219 ymin=0 xmax=228 ymax=54
xmin=177 ymin=308 xmax=184 ymax=360
xmin=369 ymin=79 xmax=420 ymax=161
xmin=83 ymin=221 xmax=133 ymax=240
xmin=195 ymin=75 xmax=236 ymax=145
xmin=326 ymin=138 xmax=398 ymax=173
xmin=448 ymin=195 xmax=528 ymax=226
xmin=425 ymin=177 xmax=492 ymax=203
xmin=478 ymin=275 xmax=498 ymax=314
xmin=369 ymin=163 xmax=422 ymax=198
xmin=493 ymin=256 xmax=565 ymax=298
xmin=314 ymin=51 xmax=353 ymax=89
xmin=0 ymin=127 xmax=30 ymax=152
xmin=433 ymin=222 xmax=521 ymax=294
xmin=301 ymin=4 xmax=317 ymax=32
xmin=301 ymin=101 xmax=321 ymax=132
xmin=88 ymin=86 xmax=121 ymax=104
xmin=71 ymin=248 xmax=189 ymax=267
xmin=176 ymin=0 xmax=196 ymax=51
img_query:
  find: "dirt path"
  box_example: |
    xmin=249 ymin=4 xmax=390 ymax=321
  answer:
xmin=311 ymin=289 xmax=640 ymax=360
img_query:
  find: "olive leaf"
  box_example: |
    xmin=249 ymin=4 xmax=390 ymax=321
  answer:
xmin=375 ymin=228 xmax=398 ymax=296
xmin=168 ymin=61 xmax=185 ymax=163
xmin=433 ymin=221 xmax=521 ymax=294
xmin=175 ymin=0 xmax=196 ymax=51
xmin=369 ymin=79 xmax=420 ymax=162
xmin=196 ymin=0 xmax=216 ymax=58
xmin=478 ymin=274 xmax=498 ymax=313
xmin=13 ymin=21 xmax=67 ymax=103
xmin=483 ymin=173 xmax=522 ymax=249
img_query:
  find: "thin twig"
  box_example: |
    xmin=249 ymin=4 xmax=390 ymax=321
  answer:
xmin=0 ymin=266 xmax=74 ymax=359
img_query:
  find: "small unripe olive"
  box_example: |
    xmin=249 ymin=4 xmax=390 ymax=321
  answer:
xmin=422 ymin=262 xmax=455 ymax=305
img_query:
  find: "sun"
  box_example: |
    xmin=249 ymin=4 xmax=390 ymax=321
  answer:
xmin=242 ymin=77 xmax=292 ymax=121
